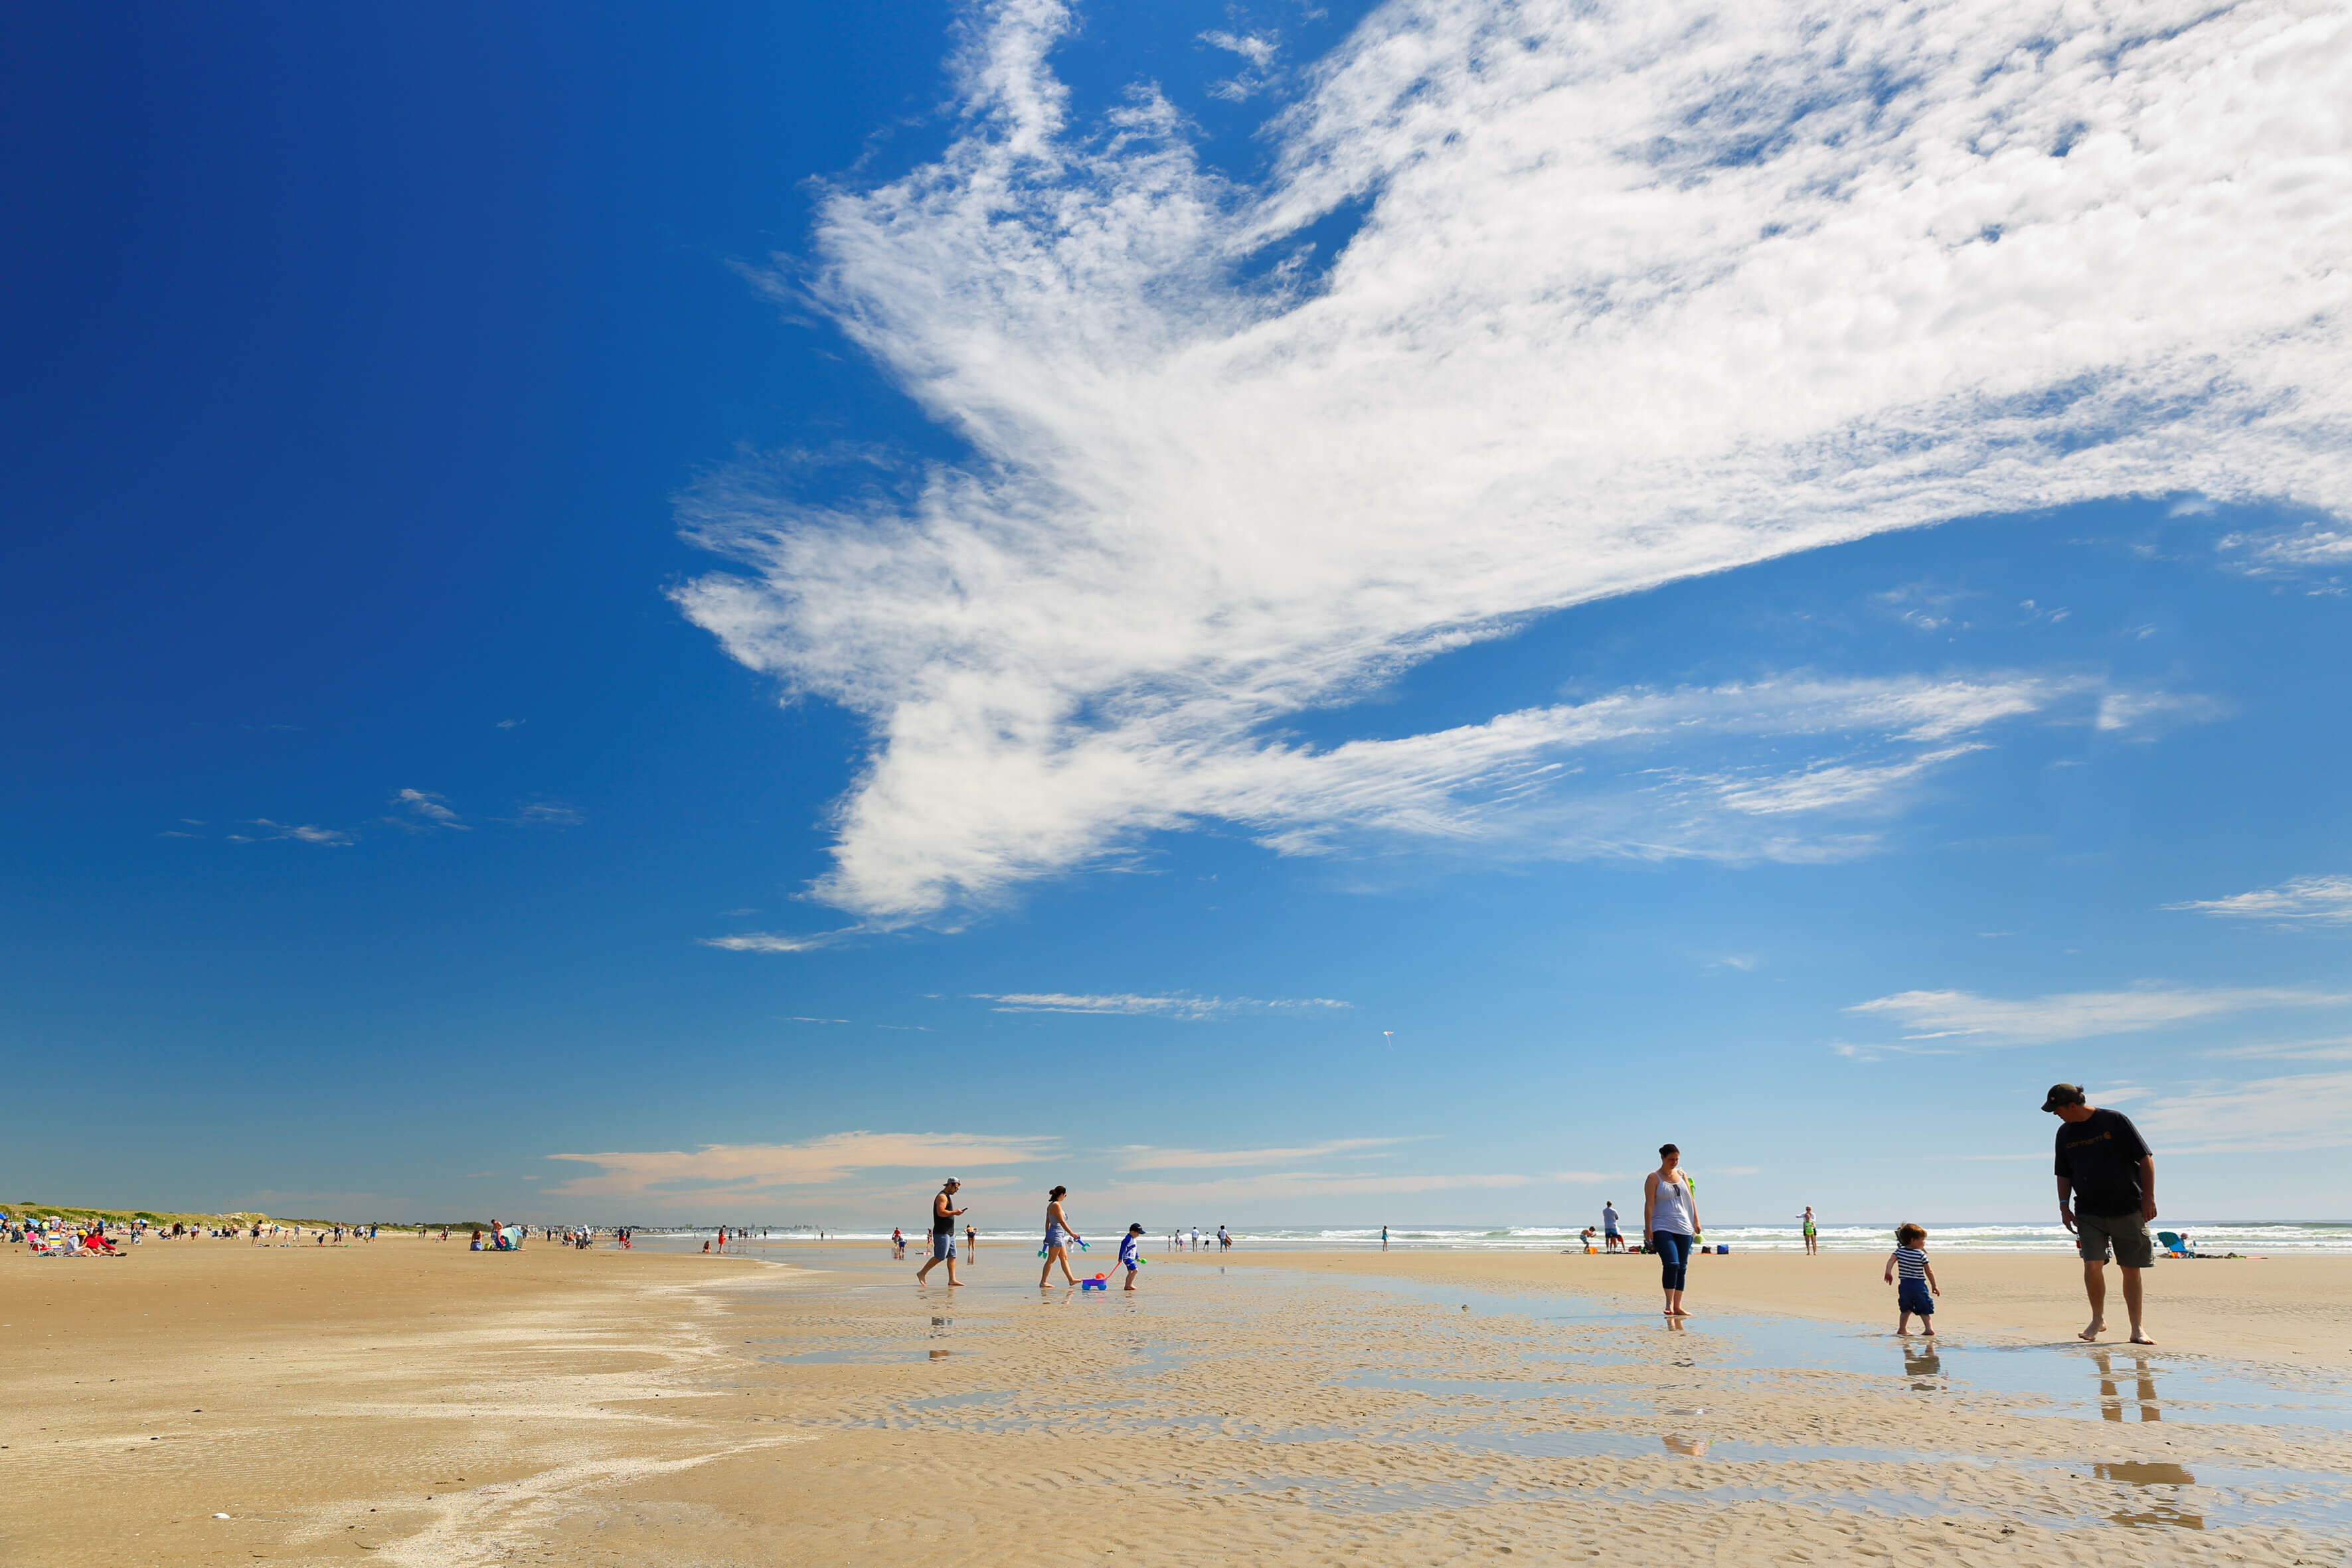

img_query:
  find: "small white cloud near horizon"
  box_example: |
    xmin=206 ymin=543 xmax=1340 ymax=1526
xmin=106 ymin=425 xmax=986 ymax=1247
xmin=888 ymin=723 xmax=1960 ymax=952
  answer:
xmin=1847 ymin=984 xmax=2347 ymax=1047
xmin=545 ymin=1130 xmax=1060 ymax=1201
xmin=677 ymin=0 xmax=2351 ymax=927
xmin=2167 ymin=875 xmax=2352 ymax=927
xmin=978 ymin=991 xmax=1350 ymax=1019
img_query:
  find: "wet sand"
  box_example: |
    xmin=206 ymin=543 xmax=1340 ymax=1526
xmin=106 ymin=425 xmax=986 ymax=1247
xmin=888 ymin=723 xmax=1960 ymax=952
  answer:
xmin=5 ymin=1238 xmax=2348 ymax=1567
xmin=1161 ymin=1246 xmax=2352 ymax=1372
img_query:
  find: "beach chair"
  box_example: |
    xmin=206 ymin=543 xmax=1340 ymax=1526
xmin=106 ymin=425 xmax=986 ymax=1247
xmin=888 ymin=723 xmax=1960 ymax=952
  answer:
xmin=2156 ymin=1231 xmax=2191 ymax=1258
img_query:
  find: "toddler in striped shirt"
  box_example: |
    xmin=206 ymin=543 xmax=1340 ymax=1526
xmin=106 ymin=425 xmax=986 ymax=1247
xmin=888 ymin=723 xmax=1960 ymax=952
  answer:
xmin=1884 ymin=1223 xmax=1940 ymax=1336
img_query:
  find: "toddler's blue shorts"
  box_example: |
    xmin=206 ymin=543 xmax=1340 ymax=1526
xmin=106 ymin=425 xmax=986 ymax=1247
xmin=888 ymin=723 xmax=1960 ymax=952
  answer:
xmin=1898 ymin=1281 xmax=1934 ymax=1316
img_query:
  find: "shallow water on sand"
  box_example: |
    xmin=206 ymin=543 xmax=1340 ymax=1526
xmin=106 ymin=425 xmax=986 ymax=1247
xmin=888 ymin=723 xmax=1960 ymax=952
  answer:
xmin=732 ymin=1247 xmax=2352 ymax=1541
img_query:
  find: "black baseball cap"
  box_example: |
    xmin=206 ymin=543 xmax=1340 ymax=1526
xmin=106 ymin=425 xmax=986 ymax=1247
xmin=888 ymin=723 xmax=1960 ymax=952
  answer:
xmin=2040 ymin=1083 xmax=2087 ymax=1112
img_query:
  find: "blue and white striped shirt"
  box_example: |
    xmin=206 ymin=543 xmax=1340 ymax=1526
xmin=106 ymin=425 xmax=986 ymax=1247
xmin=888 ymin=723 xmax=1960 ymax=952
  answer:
xmin=1892 ymin=1245 xmax=1930 ymax=1281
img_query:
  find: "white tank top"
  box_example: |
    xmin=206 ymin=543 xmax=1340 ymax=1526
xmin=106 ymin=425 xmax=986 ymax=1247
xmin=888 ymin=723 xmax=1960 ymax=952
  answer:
xmin=1650 ymin=1174 xmax=1695 ymax=1235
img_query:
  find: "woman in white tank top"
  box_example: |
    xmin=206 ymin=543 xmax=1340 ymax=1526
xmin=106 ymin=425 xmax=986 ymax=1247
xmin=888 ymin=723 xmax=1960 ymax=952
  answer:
xmin=1643 ymin=1144 xmax=1700 ymax=1318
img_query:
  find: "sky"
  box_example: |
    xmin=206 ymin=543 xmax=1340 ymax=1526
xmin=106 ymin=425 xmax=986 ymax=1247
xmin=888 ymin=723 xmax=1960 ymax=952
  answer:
xmin=5 ymin=0 xmax=2351 ymax=1229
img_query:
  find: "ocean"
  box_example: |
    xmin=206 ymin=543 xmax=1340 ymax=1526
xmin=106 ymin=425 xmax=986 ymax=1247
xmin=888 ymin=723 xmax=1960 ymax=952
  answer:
xmin=634 ymin=1221 xmax=2352 ymax=1254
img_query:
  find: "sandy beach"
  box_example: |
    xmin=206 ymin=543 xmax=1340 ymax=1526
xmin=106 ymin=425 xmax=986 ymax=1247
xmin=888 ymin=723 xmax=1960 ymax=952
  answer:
xmin=5 ymin=1237 xmax=2349 ymax=1567
xmin=1165 ymin=1245 xmax=2352 ymax=1372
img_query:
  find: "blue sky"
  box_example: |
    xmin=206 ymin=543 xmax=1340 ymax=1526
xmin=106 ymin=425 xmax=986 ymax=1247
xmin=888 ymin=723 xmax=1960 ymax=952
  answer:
xmin=6 ymin=1 xmax=2350 ymax=1227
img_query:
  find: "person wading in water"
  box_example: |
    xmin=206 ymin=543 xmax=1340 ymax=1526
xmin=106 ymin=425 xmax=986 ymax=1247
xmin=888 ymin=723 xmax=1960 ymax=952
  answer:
xmin=916 ymin=1179 xmax=967 ymax=1287
xmin=1643 ymin=1143 xmax=1700 ymax=1318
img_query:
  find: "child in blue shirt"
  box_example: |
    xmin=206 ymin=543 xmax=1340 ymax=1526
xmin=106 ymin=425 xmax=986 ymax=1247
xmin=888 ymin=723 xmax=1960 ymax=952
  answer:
xmin=1119 ymin=1223 xmax=1145 ymax=1291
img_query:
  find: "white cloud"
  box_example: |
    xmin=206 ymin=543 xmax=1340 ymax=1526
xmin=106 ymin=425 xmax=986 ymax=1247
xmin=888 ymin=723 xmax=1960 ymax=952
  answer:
xmin=1201 ymin=28 xmax=1283 ymax=101
xmin=1847 ymin=983 xmax=2347 ymax=1047
xmin=1112 ymin=1137 xmax=1410 ymax=1169
xmin=699 ymin=929 xmax=863 ymax=953
xmin=543 ymin=1130 xmax=1059 ymax=1200
xmin=2130 ymin=1069 xmax=2352 ymax=1153
xmin=230 ymin=820 xmax=354 ymax=846
xmin=2217 ymin=520 xmax=2352 ymax=578
xmin=680 ymin=0 xmax=2352 ymax=923
xmin=385 ymin=788 xmax=467 ymax=830
xmin=977 ymin=990 xmax=1349 ymax=1018
xmin=2199 ymin=1036 xmax=2352 ymax=1062
xmin=1103 ymin=1168 xmax=1546 ymax=1206
xmin=2167 ymin=874 xmax=2352 ymax=926
xmin=505 ymin=799 xmax=585 ymax=828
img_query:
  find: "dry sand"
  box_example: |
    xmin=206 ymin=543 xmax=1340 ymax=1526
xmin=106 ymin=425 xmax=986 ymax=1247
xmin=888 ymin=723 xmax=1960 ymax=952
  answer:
xmin=5 ymin=1236 xmax=2348 ymax=1567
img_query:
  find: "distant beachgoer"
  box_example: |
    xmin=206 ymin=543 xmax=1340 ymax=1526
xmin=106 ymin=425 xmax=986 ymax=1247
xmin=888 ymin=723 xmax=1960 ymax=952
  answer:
xmin=916 ymin=1179 xmax=967 ymax=1286
xmin=1602 ymin=1202 xmax=1622 ymax=1252
xmin=1643 ymin=1143 xmax=1699 ymax=1318
xmin=1802 ymin=1206 xmax=1819 ymax=1255
xmin=966 ymin=1223 xmax=977 ymax=1252
xmin=1120 ymin=1223 xmax=1145 ymax=1291
xmin=1381 ymin=1225 xmax=1389 ymax=1251
xmin=1218 ymin=1225 xmax=1230 ymax=1252
xmin=1580 ymin=1225 xmax=1598 ymax=1253
xmin=891 ymin=1227 xmax=905 ymax=1258
xmin=1040 ymin=1186 xmax=1086 ymax=1287
xmin=1885 ymin=1223 xmax=1940 ymax=1334
xmin=2046 ymin=1083 xmax=2157 ymax=1344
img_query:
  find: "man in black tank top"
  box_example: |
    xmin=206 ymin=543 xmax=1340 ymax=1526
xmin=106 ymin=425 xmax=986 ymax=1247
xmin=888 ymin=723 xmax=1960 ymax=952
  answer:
xmin=916 ymin=1179 xmax=966 ymax=1286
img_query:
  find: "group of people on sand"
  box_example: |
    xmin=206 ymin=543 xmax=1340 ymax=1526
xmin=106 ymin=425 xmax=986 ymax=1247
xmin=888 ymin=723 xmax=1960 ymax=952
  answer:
xmin=911 ymin=1180 xmax=1150 ymax=1292
xmin=1631 ymin=1083 xmax=2161 ymax=1342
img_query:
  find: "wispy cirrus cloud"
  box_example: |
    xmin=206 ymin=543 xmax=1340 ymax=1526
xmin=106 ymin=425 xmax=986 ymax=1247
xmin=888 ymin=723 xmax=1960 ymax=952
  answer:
xmin=2199 ymin=1036 xmax=2352 ymax=1063
xmin=543 ymin=1130 xmax=1058 ymax=1200
xmin=1847 ymin=984 xmax=2347 ymax=1048
xmin=2167 ymin=875 xmax=2352 ymax=927
xmin=226 ymin=820 xmax=354 ymax=846
xmin=677 ymin=0 xmax=2351 ymax=925
xmin=381 ymin=788 xmax=468 ymax=832
xmin=2130 ymin=1069 xmax=2352 ymax=1154
xmin=699 ymin=929 xmax=863 ymax=954
xmin=1102 ymin=1168 xmax=1554 ymax=1208
xmin=1111 ymin=1137 xmax=1412 ymax=1170
xmin=977 ymin=991 xmax=1349 ymax=1018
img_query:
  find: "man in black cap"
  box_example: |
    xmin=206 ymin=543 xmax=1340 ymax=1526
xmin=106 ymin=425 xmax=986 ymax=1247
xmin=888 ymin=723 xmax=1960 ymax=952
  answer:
xmin=916 ymin=1178 xmax=967 ymax=1287
xmin=2043 ymin=1083 xmax=2157 ymax=1344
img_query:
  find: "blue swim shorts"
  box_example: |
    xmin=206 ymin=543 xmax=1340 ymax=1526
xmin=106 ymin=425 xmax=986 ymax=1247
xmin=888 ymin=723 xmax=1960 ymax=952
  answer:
xmin=1898 ymin=1281 xmax=1934 ymax=1316
xmin=930 ymin=1232 xmax=955 ymax=1261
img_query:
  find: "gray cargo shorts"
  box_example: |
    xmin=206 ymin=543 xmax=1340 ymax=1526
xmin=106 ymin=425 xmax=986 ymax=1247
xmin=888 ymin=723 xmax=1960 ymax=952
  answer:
xmin=2075 ymin=1210 xmax=2154 ymax=1269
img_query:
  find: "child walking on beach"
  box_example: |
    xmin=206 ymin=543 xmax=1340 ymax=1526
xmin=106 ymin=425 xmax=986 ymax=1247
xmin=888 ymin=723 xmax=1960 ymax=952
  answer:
xmin=1119 ymin=1223 xmax=1144 ymax=1290
xmin=1885 ymin=1224 xmax=1940 ymax=1335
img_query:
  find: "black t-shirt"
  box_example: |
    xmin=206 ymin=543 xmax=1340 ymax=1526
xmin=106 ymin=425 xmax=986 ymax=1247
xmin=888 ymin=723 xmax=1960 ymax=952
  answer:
xmin=2055 ymin=1108 xmax=2152 ymax=1217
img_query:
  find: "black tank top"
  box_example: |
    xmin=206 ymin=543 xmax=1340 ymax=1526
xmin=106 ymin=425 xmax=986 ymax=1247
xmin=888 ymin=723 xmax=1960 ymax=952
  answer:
xmin=932 ymin=1198 xmax=954 ymax=1233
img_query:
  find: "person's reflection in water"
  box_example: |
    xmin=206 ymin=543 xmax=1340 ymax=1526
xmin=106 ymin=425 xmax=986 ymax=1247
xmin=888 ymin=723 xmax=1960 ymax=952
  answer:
xmin=2094 ymin=1348 xmax=2163 ymax=1422
xmin=2095 ymin=1462 xmax=2200 ymax=1529
xmin=1902 ymin=1344 xmax=1942 ymax=1380
xmin=1661 ymin=1434 xmax=1709 ymax=1457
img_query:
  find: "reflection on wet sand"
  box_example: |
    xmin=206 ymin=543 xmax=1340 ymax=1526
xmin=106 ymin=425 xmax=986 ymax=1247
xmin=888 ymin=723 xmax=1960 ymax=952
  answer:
xmin=2095 ymin=1349 xmax=2163 ymax=1423
xmin=1661 ymin=1434 xmax=1709 ymax=1458
xmin=2096 ymin=1460 xmax=2202 ymax=1529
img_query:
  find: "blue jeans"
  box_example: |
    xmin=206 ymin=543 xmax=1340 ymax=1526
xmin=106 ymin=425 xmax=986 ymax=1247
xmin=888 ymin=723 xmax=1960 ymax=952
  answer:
xmin=1653 ymin=1231 xmax=1694 ymax=1293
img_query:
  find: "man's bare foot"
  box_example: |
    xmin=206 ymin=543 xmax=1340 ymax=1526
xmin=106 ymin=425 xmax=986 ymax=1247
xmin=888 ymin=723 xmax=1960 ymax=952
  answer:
xmin=1922 ymin=1327 xmax=1935 ymax=1336
xmin=2129 ymin=1332 xmax=2155 ymax=1344
xmin=2079 ymin=1319 xmax=2105 ymax=1342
